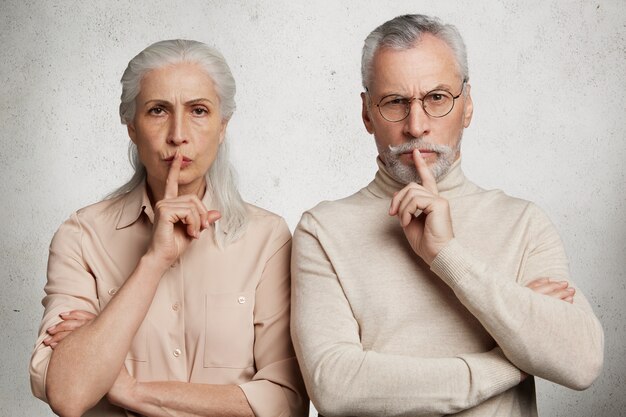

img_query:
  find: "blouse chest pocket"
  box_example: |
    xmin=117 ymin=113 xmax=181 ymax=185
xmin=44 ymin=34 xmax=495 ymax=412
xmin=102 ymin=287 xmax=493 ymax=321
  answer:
xmin=203 ymin=290 xmax=255 ymax=369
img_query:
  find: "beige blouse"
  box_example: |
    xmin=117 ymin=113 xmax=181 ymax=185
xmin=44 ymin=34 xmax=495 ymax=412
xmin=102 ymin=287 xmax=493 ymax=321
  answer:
xmin=30 ymin=182 xmax=308 ymax=416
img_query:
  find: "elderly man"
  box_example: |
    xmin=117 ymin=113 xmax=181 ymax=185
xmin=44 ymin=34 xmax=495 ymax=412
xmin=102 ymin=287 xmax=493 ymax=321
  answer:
xmin=291 ymin=14 xmax=603 ymax=416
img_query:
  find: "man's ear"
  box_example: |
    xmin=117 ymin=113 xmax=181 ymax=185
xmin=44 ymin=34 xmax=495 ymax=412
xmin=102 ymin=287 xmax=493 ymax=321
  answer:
xmin=361 ymin=92 xmax=375 ymax=134
xmin=462 ymin=84 xmax=473 ymax=128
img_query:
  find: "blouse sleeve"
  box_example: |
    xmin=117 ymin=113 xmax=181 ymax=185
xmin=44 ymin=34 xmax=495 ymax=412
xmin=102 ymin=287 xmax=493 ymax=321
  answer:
xmin=30 ymin=213 xmax=100 ymax=402
xmin=239 ymin=218 xmax=309 ymax=417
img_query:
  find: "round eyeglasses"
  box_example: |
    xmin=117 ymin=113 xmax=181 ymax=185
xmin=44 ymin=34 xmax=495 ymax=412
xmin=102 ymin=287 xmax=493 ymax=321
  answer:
xmin=369 ymin=81 xmax=467 ymax=122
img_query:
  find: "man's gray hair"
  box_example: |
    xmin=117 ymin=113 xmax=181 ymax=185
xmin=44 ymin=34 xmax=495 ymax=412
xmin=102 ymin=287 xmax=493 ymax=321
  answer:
xmin=110 ymin=39 xmax=247 ymax=247
xmin=361 ymin=14 xmax=469 ymax=89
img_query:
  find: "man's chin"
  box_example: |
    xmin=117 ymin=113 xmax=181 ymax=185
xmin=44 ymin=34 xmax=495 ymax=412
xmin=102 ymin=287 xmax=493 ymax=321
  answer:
xmin=387 ymin=162 xmax=423 ymax=185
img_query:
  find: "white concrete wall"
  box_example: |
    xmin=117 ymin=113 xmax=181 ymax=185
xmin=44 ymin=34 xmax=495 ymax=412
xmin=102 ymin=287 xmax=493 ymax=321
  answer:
xmin=1 ymin=1 xmax=624 ymax=415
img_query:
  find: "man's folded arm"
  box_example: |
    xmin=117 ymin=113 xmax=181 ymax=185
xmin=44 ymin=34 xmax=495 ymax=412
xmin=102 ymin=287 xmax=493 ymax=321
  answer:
xmin=431 ymin=203 xmax=604 ymax=390
xmin=290 ymin=213 xmax=522 ymax=417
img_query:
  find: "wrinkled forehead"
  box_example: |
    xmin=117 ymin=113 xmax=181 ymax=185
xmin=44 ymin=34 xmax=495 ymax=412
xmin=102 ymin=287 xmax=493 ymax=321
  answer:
xmin=137 ymin=62 xmax=220 ymax=102
xmin=370 ymin=35 xmax=463 ymax=94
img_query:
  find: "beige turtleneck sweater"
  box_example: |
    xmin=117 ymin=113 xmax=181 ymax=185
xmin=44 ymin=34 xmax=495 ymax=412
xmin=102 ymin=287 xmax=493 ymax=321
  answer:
xmin=291 ymin=158 xmax=603 ymax=417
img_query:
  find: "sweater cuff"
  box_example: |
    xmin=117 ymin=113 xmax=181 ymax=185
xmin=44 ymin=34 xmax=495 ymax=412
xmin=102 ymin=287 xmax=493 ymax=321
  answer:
xmin=459 ymin=347 xmax=523 ymax=400
xmin=430 ymin=238 xmax=477 ymax=290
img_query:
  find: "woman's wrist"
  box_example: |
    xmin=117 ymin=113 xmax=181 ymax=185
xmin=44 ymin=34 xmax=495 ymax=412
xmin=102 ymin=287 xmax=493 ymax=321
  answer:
xmin=107 ymin=368 xmax=139 ymax=409
xmin=139 ymin=251 xmax=172 ymax=278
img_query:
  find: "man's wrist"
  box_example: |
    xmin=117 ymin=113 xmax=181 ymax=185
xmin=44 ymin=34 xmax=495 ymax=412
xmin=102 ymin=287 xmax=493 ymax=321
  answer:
xmin=425 ymin=238 xmax=453 ymax=265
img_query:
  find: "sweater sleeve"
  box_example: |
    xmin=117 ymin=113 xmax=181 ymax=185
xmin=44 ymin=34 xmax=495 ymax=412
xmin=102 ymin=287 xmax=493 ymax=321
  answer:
xmin=430 ymin=203 xmax=604 ymax=390
xmin=291 ymin=213 xmax=522 ymax=417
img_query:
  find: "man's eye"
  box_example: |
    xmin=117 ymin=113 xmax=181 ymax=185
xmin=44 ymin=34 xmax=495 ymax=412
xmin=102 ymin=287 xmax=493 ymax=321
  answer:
xmin=425 ymin=92 xmax=450 ymax=103
xmin=382 ymin=97 xmax=408 ymax=107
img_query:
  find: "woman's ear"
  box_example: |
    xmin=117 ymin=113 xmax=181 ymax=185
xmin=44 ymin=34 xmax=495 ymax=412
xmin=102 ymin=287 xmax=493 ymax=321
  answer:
xmin=127 ymin=123 xmax=137 ymax=144
xmin=218 ymin=119 xmax=229 ymax=145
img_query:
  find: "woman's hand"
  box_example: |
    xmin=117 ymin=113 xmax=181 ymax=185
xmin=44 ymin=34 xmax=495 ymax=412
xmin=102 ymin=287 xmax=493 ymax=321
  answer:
xmin=43 ymin=310 xmax=96 ymax=349
xmin=526 ymin=277 xmax=575 ymax=303
xmin=147 ymin=152 xmax=221 ymax=267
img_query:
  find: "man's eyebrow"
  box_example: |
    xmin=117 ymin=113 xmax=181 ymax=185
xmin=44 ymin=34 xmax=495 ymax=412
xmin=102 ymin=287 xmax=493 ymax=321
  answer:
xmin=425 ymin=83 xmax=454 ymax=92
xmin=379 ymin=83 xmax=456 ymax=98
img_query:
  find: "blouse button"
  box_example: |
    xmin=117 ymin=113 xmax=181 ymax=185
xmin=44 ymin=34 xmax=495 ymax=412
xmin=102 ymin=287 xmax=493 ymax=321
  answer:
xmin=172 ymin=302 xmax=180 ymax=312
xmin=237 ymin=296 xmax=246 ymax=304
xmin=173 ymin=348 xmax=181 ymax=357
xmin=108 ymin=288 xmax=118 ymax=296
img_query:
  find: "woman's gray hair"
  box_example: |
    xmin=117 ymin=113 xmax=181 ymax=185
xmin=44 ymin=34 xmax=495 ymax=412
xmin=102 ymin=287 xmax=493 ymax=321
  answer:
xmin=361 ymin=14 xmax=469 ymax=90
xmin=109 ymin=39 xmax=247 ymax=247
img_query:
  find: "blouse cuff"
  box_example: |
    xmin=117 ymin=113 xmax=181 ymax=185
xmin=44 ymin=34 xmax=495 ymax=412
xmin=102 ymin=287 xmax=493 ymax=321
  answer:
xmin=239 ymin=379 xmax=290 ymax=417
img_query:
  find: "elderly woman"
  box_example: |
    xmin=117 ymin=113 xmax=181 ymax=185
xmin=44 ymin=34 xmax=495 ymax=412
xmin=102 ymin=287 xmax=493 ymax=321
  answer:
xmin=30 ymin=40 xmax=308 ymax=416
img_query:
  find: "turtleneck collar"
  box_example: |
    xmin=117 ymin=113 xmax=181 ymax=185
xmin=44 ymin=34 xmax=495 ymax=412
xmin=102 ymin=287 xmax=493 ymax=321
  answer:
xmin=366 ymin=156 xmax=474 ymax=200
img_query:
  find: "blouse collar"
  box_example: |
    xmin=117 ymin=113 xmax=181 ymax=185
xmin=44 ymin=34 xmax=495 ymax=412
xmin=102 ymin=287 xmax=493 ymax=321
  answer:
xmin=116 ymin=179 xmax=214 ymax=230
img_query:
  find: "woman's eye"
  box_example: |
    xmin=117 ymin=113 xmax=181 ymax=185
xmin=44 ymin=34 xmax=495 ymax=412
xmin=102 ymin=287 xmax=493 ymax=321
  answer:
xmin=192 ymin=107 xmax=209 ymax=116
xmin=148 ymin=107 xmax=165 ymax=115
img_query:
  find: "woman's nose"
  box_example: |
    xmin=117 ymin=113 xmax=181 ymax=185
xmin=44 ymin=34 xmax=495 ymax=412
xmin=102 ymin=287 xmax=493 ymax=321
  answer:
xmin=167 ymin=113 xmax=189 ymax=145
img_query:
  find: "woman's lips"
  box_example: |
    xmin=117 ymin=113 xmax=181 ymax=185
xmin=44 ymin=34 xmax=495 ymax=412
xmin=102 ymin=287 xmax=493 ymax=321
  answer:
xmin=164 ymin=155 xmax=192 ymax=168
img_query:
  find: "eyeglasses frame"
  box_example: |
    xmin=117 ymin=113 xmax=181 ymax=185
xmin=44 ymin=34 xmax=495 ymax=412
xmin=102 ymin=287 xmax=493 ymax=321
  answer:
xmin=366 ymin=80 xmax=467 ymax=122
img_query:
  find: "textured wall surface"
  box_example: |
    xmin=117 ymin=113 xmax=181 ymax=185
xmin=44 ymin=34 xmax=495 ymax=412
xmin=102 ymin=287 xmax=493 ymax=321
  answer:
xmin=1 ymin=1 xmax=624 ymax=416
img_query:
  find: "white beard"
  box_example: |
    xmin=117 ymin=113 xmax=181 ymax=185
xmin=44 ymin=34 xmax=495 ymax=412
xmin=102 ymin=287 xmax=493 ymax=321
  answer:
xmin=381 ymin=134 xmax=462 ymax=184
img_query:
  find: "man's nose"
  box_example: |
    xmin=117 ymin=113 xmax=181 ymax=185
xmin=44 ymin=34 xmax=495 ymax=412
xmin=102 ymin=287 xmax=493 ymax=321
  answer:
xmin=403 ymin=100 xmax=431 ymax=138
xmin=167 ymin=112 xmax=189 ymax=145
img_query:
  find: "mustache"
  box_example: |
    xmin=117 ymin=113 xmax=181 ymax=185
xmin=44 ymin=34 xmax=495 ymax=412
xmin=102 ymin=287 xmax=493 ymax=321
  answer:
xmin=387 ymin=138 xmax=453 ymax=156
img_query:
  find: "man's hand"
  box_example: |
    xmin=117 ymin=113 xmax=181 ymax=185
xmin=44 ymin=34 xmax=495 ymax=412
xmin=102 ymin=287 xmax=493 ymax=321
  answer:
xmin=148 ymin=151 xmax=221 ymax=267
xmin=389 ymin=149 xmax=454 ymax=264
xmin=43 ymin=310 xmax=96 ymax=349
xmin=526 ymin=277 xmax=575 ymax=303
